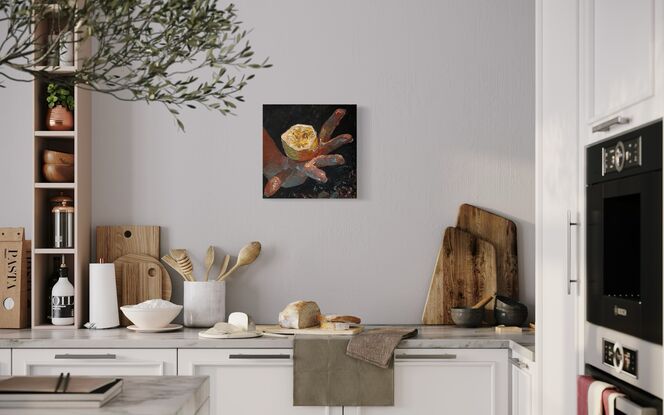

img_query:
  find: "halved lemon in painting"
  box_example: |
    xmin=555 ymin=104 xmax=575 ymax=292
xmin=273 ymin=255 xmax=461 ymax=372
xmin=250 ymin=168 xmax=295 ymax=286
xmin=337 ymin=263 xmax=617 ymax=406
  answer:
xmin=281 ymin=124 xmax=319 ymax=161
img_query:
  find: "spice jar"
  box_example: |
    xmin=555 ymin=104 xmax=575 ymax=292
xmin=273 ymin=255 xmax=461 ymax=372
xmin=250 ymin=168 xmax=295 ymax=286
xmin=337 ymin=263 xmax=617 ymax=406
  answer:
xmin=51 ymin=194 xmax=74 ymax=248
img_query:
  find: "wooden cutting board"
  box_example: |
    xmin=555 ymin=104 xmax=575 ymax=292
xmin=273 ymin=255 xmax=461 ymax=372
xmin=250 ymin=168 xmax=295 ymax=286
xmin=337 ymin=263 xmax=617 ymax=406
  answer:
xmin=456 ymin=203 xmax=518 ymax=299
xmin=422 ymin=227 xmax=497 ymax=325
xmin=114 ymin=254 xmax=172 ymax=326
xmin=257 ymin=324 xmax=364 ymax=336
xmin=96 ymin=226 xmax=160 ymax=263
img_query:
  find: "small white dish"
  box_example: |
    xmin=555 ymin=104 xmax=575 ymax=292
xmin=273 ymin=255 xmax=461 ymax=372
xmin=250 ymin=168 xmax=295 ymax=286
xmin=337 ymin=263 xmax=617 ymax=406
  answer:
xmin=127 ymin=323 xmax=183 ymax=333
xmin=198 ymin=330 xmax=263 ymax=339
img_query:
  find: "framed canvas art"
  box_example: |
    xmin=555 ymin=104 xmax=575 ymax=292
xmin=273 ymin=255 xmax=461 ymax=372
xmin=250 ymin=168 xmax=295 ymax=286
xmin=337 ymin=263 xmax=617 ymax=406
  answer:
xmin=263 ymin=104 xmax=357 ymax=199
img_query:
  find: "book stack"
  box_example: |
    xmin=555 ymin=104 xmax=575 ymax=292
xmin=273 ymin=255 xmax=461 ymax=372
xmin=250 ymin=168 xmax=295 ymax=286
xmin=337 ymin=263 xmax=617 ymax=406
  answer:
xmin=0 ymin=373 xmax=122 ymax=408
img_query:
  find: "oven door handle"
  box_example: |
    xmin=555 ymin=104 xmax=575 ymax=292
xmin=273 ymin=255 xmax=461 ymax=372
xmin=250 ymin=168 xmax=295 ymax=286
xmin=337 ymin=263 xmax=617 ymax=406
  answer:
xmin=566 ymin=210 xmax=579 ymax=295
xmin=615 ymin=396 xmax=657 ymax=415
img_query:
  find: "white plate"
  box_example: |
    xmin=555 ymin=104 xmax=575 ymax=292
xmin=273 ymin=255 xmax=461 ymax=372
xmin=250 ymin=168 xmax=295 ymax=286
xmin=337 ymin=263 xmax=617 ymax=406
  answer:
xmin=127 ymin=324 xmax=183 ymax=333
xmin=198 ymin=330 xmax=263 ymax=339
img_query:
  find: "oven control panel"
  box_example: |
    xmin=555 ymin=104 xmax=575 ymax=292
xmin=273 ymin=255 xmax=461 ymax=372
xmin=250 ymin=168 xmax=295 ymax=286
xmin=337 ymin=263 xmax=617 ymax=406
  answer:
xmin=603 ymin=339 xmax=638 ymax=377
xmin=603 ymin=137 xmax=642 ymax=175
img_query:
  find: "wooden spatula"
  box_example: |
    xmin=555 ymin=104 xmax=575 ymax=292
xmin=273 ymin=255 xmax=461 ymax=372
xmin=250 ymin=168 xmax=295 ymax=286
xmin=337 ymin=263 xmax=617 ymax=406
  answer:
xmin=472 ymin=293 xmax=495 ymax=309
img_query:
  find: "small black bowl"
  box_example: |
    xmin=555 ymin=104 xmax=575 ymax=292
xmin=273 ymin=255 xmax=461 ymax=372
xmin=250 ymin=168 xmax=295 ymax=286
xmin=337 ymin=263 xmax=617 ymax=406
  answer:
xmin=451 ymin=307 xmax=484 ymax=328
xmin=494 ymin=295 xmax=528 ymax=327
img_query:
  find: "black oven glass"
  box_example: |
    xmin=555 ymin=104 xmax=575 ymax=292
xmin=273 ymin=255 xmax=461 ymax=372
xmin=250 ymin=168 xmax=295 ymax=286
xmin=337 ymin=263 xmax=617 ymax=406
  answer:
xmin=603 ymin=193 xmax=641 ymax=300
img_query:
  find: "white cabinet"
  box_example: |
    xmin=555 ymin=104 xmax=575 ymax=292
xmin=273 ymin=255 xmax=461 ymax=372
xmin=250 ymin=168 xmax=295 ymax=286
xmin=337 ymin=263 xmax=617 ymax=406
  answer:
xmin=12 ymin=348 xmax=176 ymax=375
xmin=0 ymin=349 xmax=10 ymax=375
xmin=583 ymin=0 xmax=664 ymax=140
xmin=538 ymin=0 xmax=582 ymax=413
xmin=178 ymin=349 xmax=333 ymax=415
xmin=510 ymin=353 xmax=534 ymax=415
xmin=345 ymin=349 xmax=508 ymax=415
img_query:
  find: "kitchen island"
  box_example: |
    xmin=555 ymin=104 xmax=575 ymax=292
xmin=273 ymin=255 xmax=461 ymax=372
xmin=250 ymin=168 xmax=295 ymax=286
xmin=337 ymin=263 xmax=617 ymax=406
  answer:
xmin=0 ymin=376 xmax=209 ymax=415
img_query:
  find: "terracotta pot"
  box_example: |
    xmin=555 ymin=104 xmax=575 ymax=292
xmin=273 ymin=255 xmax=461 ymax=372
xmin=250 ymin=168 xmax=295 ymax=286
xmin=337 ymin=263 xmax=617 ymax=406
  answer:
xmin=46 ymin=105 xmax=74 ymax=131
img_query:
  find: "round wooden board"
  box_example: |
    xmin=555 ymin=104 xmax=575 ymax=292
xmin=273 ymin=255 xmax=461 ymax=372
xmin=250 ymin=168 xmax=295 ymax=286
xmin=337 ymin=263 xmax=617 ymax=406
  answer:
xmin=114 ymin=254 xmax=172 ymax=301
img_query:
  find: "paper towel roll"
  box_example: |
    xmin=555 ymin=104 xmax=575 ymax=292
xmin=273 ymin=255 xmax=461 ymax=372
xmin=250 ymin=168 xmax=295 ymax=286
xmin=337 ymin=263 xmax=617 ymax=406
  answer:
xmin=89 ymin=263 xmax=119 ymax=329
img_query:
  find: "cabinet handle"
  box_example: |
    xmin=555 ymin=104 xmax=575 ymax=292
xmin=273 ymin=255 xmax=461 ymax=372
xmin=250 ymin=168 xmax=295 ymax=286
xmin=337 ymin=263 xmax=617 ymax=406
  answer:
xmin=228 ymin=354 xmax=291 ymax=360
xmin=54 ymin=353 xmax=116 ymax=360
xmin=395 ymin=354 xmax=457 ymax=360
xmin=592 ymin=116 xmax=630 ymax=133
xmin=509 ymin=357 xmax=528 ymax=369
xmin=566 ymin=210 xmax=579 ymax=295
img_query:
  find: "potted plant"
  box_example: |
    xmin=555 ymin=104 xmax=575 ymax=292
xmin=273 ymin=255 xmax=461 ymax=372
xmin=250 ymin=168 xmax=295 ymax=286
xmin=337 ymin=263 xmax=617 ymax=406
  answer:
xmin=45 ymin=82 xmax=74 ymax=131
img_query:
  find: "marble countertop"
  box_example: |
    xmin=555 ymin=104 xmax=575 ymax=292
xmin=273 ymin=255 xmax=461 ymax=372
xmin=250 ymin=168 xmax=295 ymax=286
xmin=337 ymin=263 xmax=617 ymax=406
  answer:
xmin=0 ymin=376 xmax=209 ymax=415
xmin=0 ymin=326 xmax=535 ymax=361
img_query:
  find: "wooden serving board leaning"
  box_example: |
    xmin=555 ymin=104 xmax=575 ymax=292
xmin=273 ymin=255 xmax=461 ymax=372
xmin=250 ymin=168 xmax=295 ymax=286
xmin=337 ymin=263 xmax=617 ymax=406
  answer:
xmin=456 ymin=204 xmax=518 ymax=299
xmin=96 ymin=226 xmax=160 ymax=263
xmin=113 ymin=254 xmax=172 ymax=326
xmin=422 ymin=227 xmax=497 ymax=324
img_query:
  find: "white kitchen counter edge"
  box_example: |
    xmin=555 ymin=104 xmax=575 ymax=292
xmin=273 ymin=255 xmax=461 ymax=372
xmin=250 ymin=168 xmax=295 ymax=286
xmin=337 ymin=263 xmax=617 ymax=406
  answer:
xmin=0 ymin=326 xmax=535 ymax=361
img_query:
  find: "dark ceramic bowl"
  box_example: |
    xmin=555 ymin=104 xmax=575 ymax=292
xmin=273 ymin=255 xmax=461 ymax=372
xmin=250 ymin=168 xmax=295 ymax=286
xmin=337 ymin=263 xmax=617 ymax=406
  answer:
xmin=494 ymin=295 xmax=528 ymax=327
xmin=451 ymin=307 xmax=484 ymax=328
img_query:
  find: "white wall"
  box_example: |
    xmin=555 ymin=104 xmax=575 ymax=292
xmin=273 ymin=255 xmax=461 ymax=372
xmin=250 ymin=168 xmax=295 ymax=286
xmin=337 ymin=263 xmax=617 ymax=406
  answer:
xmin=1 ymin=0 xmax=535 ymax=324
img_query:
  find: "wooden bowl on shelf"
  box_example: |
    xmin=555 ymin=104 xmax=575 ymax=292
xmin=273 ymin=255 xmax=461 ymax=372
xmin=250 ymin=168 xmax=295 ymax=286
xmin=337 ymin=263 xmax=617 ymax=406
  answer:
xmin=43 ymin=163 xmax=74 ymax=182
xmin=43 ymin=150 xmax=74 ymax=165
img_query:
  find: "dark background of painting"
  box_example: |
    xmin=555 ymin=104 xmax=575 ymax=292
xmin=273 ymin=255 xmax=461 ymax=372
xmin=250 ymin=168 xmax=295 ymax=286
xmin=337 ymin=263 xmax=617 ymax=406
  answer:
xmin=263 ymin=104 xmax=357 ymax=198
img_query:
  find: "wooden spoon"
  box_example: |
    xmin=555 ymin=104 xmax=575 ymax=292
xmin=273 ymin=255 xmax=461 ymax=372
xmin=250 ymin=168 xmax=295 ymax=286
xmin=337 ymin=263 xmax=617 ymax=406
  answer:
xmin=216 ymin=254 xmax=231 ymax=280
xmin=204 ymin=245 xmax=215 ymax=281
xmin=472 ymin=293 xmax=496 ymax=309
xmin=218 ymin=242 xmax=261 ymax=282
xmin=170 ymin=249 xmax=194 ymax=280
xmin=161 ymin=255 xmax=190 ymax=281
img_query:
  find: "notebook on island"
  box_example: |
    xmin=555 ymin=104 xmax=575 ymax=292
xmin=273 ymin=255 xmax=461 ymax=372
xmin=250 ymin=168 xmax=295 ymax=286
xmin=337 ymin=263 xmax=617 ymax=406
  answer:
xmin=0 ymin=376 xmax=123 ymax=408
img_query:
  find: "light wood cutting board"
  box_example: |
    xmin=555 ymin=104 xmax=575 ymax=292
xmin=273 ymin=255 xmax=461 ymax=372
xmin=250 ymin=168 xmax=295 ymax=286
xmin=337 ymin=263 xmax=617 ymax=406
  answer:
xmin=96 ymin=226 xmax=160 ymax=263
xmin=257 ymin=325 xmax=364 ymax=336
xmin=456 ymin=204 xmax=518 ymax=299
xmin=422 ymin=227 xmax=497 ymax=325
xmin=114 ymin=254 xmax=172 ymax=326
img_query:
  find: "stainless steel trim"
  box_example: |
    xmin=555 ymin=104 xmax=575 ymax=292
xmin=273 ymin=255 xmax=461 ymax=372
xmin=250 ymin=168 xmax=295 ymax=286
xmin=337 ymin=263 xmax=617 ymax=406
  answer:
xmin=54 ymin=353 xmax=117 ymax=360
xmin=395 ymin=354 xmax=457 ymax=360
xmin=592 ymin=116 xmax=631 ymax=133
xmin=509 ymin=357 xmax=528 ymax=369
xmin=615 ymin=396 xmax=657 ymax=415
xmin=602 ymin=147 xmax=607 ymax=176
xmin=228 ymin=354 xmax=291 ymax=360
xmin=567 ymin=210 xmax=579 ymax=295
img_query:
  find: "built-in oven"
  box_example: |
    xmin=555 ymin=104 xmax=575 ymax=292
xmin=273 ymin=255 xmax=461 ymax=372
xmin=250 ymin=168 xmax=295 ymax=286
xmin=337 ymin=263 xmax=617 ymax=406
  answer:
xmin=585 ymin=121 xmax=663 ymax=407
xmin=586 ymin=121 xmax=662 ymax=345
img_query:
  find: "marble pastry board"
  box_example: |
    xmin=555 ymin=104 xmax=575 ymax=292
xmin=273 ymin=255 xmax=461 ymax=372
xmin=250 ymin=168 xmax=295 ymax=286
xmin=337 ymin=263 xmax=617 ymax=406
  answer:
xmin=257 ymin=324 xmax=364 ymax=336
xmin=198 ymin=331 xmax=263 ymax=339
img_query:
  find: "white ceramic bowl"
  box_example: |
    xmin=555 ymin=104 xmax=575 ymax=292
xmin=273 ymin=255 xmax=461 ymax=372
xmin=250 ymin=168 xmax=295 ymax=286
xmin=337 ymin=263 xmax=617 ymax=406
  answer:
xmin=120 ymin=304 xmax=182 ymax=329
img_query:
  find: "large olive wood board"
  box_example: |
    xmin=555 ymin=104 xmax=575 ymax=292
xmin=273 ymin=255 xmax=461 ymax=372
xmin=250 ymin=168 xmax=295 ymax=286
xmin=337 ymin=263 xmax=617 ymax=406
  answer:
xmin=456 ymin=204 xmax=518 ymax=299
xmin=257 ymin=324 xmax=364 ymax=336
xmin=422 ymin=227 xmax=497 ymax=325
xmin=114 ymin=254 xmax=172 ymax=326
xmin=96 ymin=226 xmax=160 ymax=263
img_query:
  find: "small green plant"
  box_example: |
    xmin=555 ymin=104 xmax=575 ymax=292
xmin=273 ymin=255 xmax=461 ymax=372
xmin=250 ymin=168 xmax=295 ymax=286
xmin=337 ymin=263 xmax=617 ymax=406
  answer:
xmin=46 ymin=83 xmax=74 ymax=111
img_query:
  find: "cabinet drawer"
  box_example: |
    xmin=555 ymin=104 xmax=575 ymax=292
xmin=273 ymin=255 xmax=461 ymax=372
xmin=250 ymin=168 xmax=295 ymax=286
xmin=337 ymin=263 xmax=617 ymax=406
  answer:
xmin=12 ymin=348 xmax=176 ymax=376
xmin=349 ymin=349 xmax=509 ymax=415
xmin=179 ymin=349 xmax=329 ymax=415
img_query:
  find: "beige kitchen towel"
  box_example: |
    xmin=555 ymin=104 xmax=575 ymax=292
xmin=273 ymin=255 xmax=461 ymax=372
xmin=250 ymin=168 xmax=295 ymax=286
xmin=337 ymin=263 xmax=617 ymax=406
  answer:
xmin=294 ymin=335 xmax=394 ymax=406
xmin=346 ymin=327 xmax=418 ymax=369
